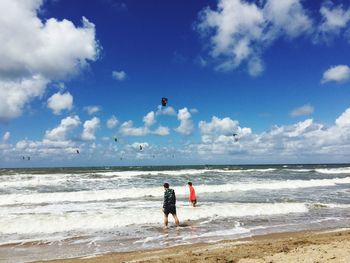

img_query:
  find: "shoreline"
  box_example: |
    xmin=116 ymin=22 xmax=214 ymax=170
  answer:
xmin=34 ymin=228 xmax=350 ymax=263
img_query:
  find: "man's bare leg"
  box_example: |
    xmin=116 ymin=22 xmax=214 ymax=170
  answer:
xmin=172 ymin=214 xmax=179 ymax=226
xmin=163 ymin=214 xmax=169 ymax=227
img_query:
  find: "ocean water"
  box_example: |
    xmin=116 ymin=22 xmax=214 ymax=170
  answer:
xmin=1 ymin=164 xmax=350 ymax=262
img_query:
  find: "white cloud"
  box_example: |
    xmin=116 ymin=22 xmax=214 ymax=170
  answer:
xmin=119 ymin=121 xmax=149 ymax=136
xmin=129 ymin=142 xmax=149 ymax=151
xmin=106 ymin=115 xmax=119 ymax=129
xmin=198 ymin=116 xmax=250 ymax=145
xmin=187 ymin=109 xmax=350 ymax=162
xmin=119 ymin=120 xmax=169 ymax=137
xmin=112 ymin=70 xmax=127 ymax=81
xmin=5 ymin=108 xmax=350 ymax=164
xmin=153 ymin=126 xmax=170 ymax=136
xmin=321 ymin=65 xmax=350 ymax=83
xmin=84 ymin=105 xmax=101 ymax=115
xmin=47 ymin=91 xmax=73 ymax=115
xmin=2 ymin=132 xmax=10 ymax=142
xmin=290 ymin=104 xmax=314 ymax=117
xmin=175 ymin=107 xmax=194 ymax=135
xmin=0 ymin=75 xmax=48 ymax=121
xmin=263 ymin=0 xmax=312 ymax=38
xmin=45 ymin=115 xmax=81 ymax=141
xmin=81 ymin=117 xmax=100 ymax=141
xmin=156 ymin=106 xmax=177 ymax=116
xmin=119 ymin=109 xmax=172 ymax=137
xmin=12 ymin=138 xmax=79 ymax=160
xmin=199 ymin=116 xmax=238 ymax=135
xmin=0 ymin=0 xmax=99 ymax=121
xmin=196 ymin=0 xmax=312 ymax=75
xmin=318 ymin=3 xmax=350 ymax=40
xmin=335 ymin=108 xmax=350 ymax=127
xmin=143 ymin=111 xmax=156 ymax=127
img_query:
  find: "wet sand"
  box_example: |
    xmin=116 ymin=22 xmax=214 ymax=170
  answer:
xmin=34 ymin=228 xmax=350 ymax=263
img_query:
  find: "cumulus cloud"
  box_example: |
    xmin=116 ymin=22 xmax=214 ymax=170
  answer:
xmin=128 ymin=142 xmax=149 ymax=151
xmin=198 ymin=116 xmax=250 ymax=146
xmin=156 ymin=106 xmax=177 ymax=116
xmin=45 ymin=115 xmax=81 ymax=141
xmin=199 ymin=116 xmax=238 ymax=135
xmin=0 ymin=0 xmax=99 ymax=121
xmin=290 ymin=104 xmax=314 ymax=117
xmin=11 ymin=138 xmax=80 ymax=160
xmin=153 ymin=126 xmax=170 ymax=136
xmin=47 ymin=92 xmax=73 ymax=115
xmin=187 ymin=108 xmax=350 ymax=162
xmin=317 ymin=3 xmax=350 ymax=41
xmin=143 ymin=111 xmax=156 ymax=127
xmin=119 ymin=120 xmax=169 ymax=137
xmin=106 ymin=115 xmax=119 ymax=129
xmin=119 ymin=121 xmax=149 ymax=136
xmin=263 ymin=0 xmax=312 ymax=38
xmin=321 ymin=65 xmax=350 ymax=83
xmin=196 ymin=0 xmax=312 ymax=75
xmin=196 ymin=1 xmax=350 ymax=76
xmin=175 ymin=107 xmax=194 ymax=135
xmin=0 ymin=75 xmax=48 ymax=121
xmin=2 ymin=132 xmax=10 ymax=142
xmin=5 ymin=108 xmax=350 ymax=164
xmin=81 ymin=117 xmax=100 ymax=141
xmin=335 ymin=108 xmax=350 ymax=127
xmin=112 ymin=70 xmax=127 ymax=81
xmin=84 ymin=105 xmax=101 ymax=115
xmin=119 ymin=110 xmax=172 ymax=137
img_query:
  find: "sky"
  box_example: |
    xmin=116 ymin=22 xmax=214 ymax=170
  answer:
xmin=1 ymin=0 xmax=350 ymax=167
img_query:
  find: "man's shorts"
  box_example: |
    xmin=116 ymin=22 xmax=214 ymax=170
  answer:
xmin=163 ymin=205 xmax=176 ymax=216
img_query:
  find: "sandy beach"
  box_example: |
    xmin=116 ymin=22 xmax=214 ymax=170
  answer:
xmin=35 ymin=228 xmax=350 ymax=263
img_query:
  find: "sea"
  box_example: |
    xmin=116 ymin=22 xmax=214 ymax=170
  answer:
xmin=1 ymin=164 xmax=350 ymax=262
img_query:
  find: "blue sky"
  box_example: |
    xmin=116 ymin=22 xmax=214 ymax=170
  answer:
xmin=1 ymin=0 xmax=350 ymax=167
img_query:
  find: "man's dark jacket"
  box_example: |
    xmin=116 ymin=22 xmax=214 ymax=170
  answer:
xmin=163 ymin=188 xmax=176 ymax=208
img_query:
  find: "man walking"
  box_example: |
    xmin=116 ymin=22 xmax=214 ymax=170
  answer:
xmin=162 ymin=183 xmax=179 ymax=227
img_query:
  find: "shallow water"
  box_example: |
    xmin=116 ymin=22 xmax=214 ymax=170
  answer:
xmin=1 ymin=164 xmax=350 ymax=262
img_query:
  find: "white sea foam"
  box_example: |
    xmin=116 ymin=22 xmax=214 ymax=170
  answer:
xmin=315 ymin=167 xmax=350 ymax=174
xmin=0 ymin=168 xmax=282 ymax=189
xmin=94 ymin=168 xmax=277 ymax=177
xmin=320 ymin=203 xmax=350 ymax=209
xmin=285 ymin=169 xmax=312 ymax=172
xmin=0 ymin=202 xmax=308 ymax=235
xmin=1 ymin=176 xmax=350 ymax=206
xmin=94 ymin=169 xmax=209 ymax=177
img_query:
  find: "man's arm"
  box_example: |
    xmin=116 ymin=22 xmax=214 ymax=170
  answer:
xmin=163 ymin=191 xmax=168 ymax=208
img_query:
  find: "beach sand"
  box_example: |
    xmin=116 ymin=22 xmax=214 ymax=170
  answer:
xmin=34 ymin=228 xmax=350 ymax=263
